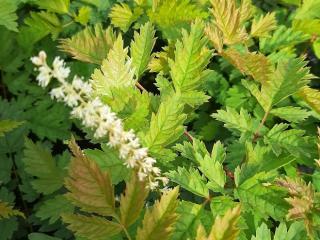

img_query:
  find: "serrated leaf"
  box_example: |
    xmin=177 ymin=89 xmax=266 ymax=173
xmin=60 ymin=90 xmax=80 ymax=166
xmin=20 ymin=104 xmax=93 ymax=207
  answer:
xmin=264 ymin=123 xmax=309 ymax=157
xmin=251 ymin=12 xmax=277 ymax=38
xmin=260 ymin=26 xmax=309 ymax=54
xmin=148 ymin=0 xmax=208 ymax=40
xmin=35 ymin=195 xmax=74 ymax=224
xmin=85 ymin=144 xmax=130 ymax=185
xmin=62 ymin=214 xmax=122 ymax=240
xmin=169 ymin=20 xmax=212 ymax=93
xmin=109 ymin=3 xmax=142 ymax=32
xmin=60 ymin=24 xmax=116 ymax=65
xmin=270 ymin=106 xmax=311 ymax=123
xmin=209 ymin=0 xmax=248 ymax=45
xmin=198 ymin=143 xmax=226 ymax=191
xmin=120 ymin=173 xmax=149 ymax=228
xmin=131 ymin=22 xmax=156 ymax=79
xmin=143 ymin=97 xmax=186 ymax=154
xmin=174 ymin=138 xmax=209 ymax=163
xmin=212 ymin=107 xmax=259 ymax=140
xmin=222 ymin=48 xmax=272 ymax=84
xmin=136 ymin=187 xmax=180 ymax=240
xmin=0 ymin=201 xmax=24 ymax=219
xmin=244 ymin=57 xmax=312 ymax=112
xmin=0 ymin=0 xmax=18 ymax=32
xmin=91 ymin=35 xmax=135 ymax=97
xmin=195 ymin=224 xmax=208 ymax=240
xmin=181 ymin=91 xmax=210 ymax=107
xmin=171 ymin=201 xmax=203 ymax=240
xmin=23 ymin=138 xmax=65 ymax=195
xmin=202 ymin=205 xmax=241 ymax=240
xmin=0 ymin=120 xmax=23 ymax=137
xmin=298 ymin=86 xmax=320 ymax=114
xmin=166 ymin=167 xmax=209 ymax=198
xmin=251 ymin=223 xmax=271 ymax=240
xmin=295 ymin=0 xmax=320 ymax=19
xmin=236 ymin=184 xmax=288 ymax=221
xmin=251 ymin=222 xmax=305 ymax=240
xmin=18 ymin=11 xmax=62 ymax=47
xmin=34 ymin=0 xmax=70 ymax=14
xmin=74 ymin=6 xmax=91 ymax=25
xmin=65 ymin=138 xmax=115 ymax=217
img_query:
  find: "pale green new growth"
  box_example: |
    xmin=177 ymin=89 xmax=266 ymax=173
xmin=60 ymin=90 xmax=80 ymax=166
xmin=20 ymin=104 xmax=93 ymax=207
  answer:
xmin=169 ymin=20 xmax=212 ymax=93
xmin=143 ymin=98 xmax=186 ymax=154
xmin=91 ymin=35 xmax=136 ymax=97
xmin=166 ymin=167 xmax=210 ymax=198
xmin=109 ymin=3 xmax=142 ymax=32
xmin=59 ymin=24 xmax=116 ymax=65
xmin=131 ymin=22 xmax=156 ymax=79
xmin=136 ymin=187 xmax=180 ymax=240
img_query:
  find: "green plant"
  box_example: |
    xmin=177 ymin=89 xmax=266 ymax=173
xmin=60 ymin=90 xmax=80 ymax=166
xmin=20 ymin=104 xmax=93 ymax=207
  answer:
xmin=1 ymin=0 xmax=320 ymax=239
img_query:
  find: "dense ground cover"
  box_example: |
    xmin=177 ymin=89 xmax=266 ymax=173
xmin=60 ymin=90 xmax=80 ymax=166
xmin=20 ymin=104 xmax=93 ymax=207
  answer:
xmin=1 ymin=0 xmax=320 ymax=239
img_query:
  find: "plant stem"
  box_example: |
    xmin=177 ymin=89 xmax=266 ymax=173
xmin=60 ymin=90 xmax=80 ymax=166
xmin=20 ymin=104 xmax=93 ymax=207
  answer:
xmin=135 ymin=82 xmax=147 ymax=92
xmin=253 ymin=110 xmax=270 ymax=142
xmin=113 ymin=215 xmax=132 ymax=240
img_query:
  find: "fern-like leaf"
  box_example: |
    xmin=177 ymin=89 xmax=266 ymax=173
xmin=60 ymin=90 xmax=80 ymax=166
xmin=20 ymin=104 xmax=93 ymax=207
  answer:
xmin=251 ymin=12 xmax=277 ymax=38
xmin=59 ymin=24 xmax=116 ymax=64
xmin=298 ymin=86 xmax=320 ymax=114
xmin=120 ymin=173 xmax=149 ymax=228
xmin=148 ymin=0 xmax=208 ymax=40
xmin=23 ymin=138 xmax=65 ymax=195
xmin=208 ymin=205 xmax=241 ymax=240
xmin=135 ymin=187 xmax=180 ymax=240
xmin=109 ymin=3 xmax=142 ymax=32
xmin=91 ymin=35 xmax=135 ymax=97
xmin=244 ymin=57 xmax=312 ymax=112
xmin=209 ymin=0 xmax=248 ymax=45
xmin=62 ymin=214 xmax=122 ymax=240
xmin=65 ymin=138 xmax=116 ymax=217
xmin=130 ymin=22 xmax=156 ymax=79
xmin=169 ymin=20 xmax=212 ymax=92
xmin=143 ymin=97 xmax=186 ymax=154
xmin=260 ymin=26 xmax=309 ymax=53
xmin=166 ymin=167 xmax=209 ymax=198
xmin=222 ymin=48 xmax=272 ymax=84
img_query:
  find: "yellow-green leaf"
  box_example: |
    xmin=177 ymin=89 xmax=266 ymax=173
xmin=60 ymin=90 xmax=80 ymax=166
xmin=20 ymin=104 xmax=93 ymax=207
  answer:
xmin=208 ymin=205 xmax=241 ymax=240
xmin=62 ymin=214 xmax=122 ymax=240
xmin=136 ymin=187 xmax=180 ymax=240
xmin=0 ymin=201 xmax=24 ymax=219
xmin=59 ymin=24 xmax=116 ymax=65
xmin=120 ymin=173 xmax=149 ymax=228
xmin=251 ymin=12 xmax=277 ymax=38
xmin=131 ymin=22 xmax=156 ymax=79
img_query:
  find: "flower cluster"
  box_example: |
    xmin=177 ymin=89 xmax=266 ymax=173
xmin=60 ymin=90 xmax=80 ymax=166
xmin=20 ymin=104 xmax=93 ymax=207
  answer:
xmin=31 ymin=51 xmax=168 ymax=189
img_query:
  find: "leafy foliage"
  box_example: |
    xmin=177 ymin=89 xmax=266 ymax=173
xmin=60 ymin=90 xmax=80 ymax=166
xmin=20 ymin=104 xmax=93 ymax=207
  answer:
xmin=2 ymin=0 xmax=320 ymax=239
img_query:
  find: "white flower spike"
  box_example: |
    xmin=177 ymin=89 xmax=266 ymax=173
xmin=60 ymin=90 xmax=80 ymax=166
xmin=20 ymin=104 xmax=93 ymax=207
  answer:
xmin=31 ymin=51 xmax=167 ymax=189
